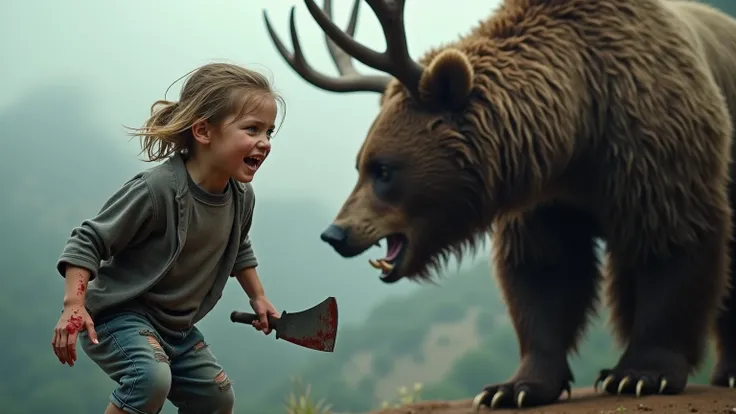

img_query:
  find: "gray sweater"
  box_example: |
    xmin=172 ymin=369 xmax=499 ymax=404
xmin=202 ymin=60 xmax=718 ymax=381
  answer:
xmin=56 ymin=153 xmax=259 ymax=334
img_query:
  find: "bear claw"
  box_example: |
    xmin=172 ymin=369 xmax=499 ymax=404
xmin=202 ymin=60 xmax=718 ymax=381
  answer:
xmin=709 ymin=361 xmax=736 ymax=388
xmin=471 ymin=382 xmax=571 ymax=410
xmin=595 ymin=370 xmax=669 ymax=397
xmin=470 ymin=390 xmax=486 ymax=411
xmin=471 ymin=389 xmax=527 ymax=411
xmin=616 ymin=376 xmax=630 ymax=394
xmin=517 ymin=390 xmax=526 ymax=407
xmin=713 ymin=374 xmax=736 ymax=388
xmin=470 ymin=390 xmax=507 ymax=411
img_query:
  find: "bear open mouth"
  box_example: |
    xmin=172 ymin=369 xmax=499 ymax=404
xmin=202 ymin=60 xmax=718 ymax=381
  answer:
xmin=369 ymin=233 xmax=407 ymax=284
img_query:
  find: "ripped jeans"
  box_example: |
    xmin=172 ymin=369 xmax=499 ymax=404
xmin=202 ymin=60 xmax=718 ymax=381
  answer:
xmin=79 ymin=311 xmax=234 ymax=414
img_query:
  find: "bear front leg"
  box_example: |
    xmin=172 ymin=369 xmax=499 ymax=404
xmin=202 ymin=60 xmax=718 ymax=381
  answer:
xmin=712 ymin=205 xmax=736 ymax=388
xmin=601 ymin=227 xmax=730 ymax=397
xmin=472 ymin=204 xmax=601 ymax=410
xmin=712 ymin=266 xmax=736 ymax=388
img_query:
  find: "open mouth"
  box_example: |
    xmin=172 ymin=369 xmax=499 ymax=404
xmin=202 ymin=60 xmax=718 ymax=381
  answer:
xmin=243 ymin=155 xmax=264 ymax=171
xmin=368 ymin=233 xmax=407 ymax=284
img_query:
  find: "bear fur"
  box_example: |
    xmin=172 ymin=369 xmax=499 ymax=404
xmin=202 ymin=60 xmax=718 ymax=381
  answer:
xmin=264 ymin=0 xmax=736 ymax=409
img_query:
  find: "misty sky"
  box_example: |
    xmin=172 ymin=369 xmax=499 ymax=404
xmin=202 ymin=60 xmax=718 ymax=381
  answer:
xmin=1 ymin=0 xmax=500 ymax=212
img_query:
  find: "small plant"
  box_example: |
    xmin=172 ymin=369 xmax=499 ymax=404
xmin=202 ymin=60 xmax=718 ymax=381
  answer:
xmin=284 ymin=376 xmax=332 ymax=414
xmin=379 ymin=382 xmax=424 ymax=409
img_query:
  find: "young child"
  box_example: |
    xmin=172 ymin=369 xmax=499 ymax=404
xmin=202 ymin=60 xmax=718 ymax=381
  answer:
xmin=51 ymin=62 xmax=285 ymax=414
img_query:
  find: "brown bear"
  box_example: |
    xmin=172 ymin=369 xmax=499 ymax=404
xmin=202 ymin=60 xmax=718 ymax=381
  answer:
xmin=263 ymin=0 xmax=736 ymax=409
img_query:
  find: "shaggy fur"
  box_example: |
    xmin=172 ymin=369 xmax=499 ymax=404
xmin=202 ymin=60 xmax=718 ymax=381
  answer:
xmin=265 ymin=0 xmax=736 ymax=408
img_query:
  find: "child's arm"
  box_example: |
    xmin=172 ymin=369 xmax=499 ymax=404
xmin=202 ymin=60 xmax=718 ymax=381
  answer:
xmin=231 ymin=187 xmax=280 ymax=333
xmin=56 ymin=175 xmax=158 ymax=281
xmin=63 ymin=265 xmax=91 ymax=307
xmin=234 ymin=266 xmax=265 ymax=299
xmin=54 ymin=265 xmax=98 ymax=366
xmin=53 ymin=176 xmax=156 ymax=366
xmin=234 ymin=266 xmax=279 ymax=335
xmin=231 ymin=186 xmax=259 ymax=277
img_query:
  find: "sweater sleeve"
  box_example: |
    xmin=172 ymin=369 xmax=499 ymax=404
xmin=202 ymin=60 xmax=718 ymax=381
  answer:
xmin=232 ymin=186 xmax=259 ymax=273
xmin=56 ymin=175 xmax=158 ymax=280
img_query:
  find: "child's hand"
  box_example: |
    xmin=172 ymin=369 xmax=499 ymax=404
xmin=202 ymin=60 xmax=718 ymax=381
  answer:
xmin=52 ymin=304 xmax=97 ymax=367
xmin=248 ymin=295 xmax=280 ymax=335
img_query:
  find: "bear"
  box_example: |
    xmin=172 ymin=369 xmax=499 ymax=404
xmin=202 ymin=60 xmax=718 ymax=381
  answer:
xmin=262 ymin=0 xmax=736 ymax=409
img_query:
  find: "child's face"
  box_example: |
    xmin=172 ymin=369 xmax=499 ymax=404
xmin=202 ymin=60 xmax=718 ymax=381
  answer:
xmin=201 ymin=95 xmax=277 ymax=185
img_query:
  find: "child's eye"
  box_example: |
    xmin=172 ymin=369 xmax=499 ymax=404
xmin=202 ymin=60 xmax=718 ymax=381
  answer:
xmin=244 ymin=126 xmax=258 ymax=133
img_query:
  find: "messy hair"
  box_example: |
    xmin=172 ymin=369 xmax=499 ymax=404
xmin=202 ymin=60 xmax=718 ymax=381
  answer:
xmin=127 ymin=62 xmax=286 ymax=162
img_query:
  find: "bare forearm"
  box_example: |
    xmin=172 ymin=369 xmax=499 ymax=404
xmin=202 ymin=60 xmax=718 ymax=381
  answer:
xmin=235 ymin=267 xmax=265 ymax=299
xmin=63 ymin=265 xmax=91 ymax=307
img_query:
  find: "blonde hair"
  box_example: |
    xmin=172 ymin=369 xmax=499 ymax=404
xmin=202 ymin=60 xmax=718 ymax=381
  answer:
xmin=128 ymin=62 xmax=286 ymax=162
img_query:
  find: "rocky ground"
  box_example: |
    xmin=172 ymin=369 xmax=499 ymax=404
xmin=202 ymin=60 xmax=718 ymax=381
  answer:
xmin=369 ymin=385 xmax=736 ymax=413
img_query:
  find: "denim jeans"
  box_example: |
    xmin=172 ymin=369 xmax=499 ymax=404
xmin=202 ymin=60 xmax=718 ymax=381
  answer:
xmin=79 ymin=311 xmax=234 ymax=414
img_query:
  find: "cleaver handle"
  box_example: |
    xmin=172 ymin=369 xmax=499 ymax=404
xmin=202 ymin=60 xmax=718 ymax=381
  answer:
xmin=230 ymin=311 xmax=281 ymax=327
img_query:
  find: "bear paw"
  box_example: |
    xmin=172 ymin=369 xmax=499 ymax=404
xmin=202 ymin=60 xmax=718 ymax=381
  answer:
xmin=595 ymin=348 xmax=688 ymax=397
xmin=471 ymin=378 xmax=571 ymax=410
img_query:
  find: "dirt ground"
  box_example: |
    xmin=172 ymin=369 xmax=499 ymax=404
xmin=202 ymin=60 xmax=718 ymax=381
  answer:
xmin=369 ymin=385 xmax=736 ymax=414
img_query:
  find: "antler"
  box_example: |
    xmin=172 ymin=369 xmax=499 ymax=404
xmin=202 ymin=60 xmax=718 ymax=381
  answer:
xmin=263 ymin=0 xmax=424 ymax=96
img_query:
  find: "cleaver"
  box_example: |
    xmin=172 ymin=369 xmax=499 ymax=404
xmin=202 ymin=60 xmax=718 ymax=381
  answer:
xmin=230 ymin=296 xmax=338 ymax=352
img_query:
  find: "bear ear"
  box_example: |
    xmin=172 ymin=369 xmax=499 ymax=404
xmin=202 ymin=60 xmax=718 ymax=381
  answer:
xmin=418 ymin=48 xmax=474 ymax=110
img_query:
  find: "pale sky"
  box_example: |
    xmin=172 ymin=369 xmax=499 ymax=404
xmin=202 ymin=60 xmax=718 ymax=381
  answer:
xmin=0 ymin=0 xmax=501 ymax=212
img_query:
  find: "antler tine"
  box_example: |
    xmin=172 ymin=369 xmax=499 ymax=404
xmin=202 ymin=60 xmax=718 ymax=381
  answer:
xmin=304 ymin=0 xmax=388 ymax=71
xmin=303 ymin=0 xmax=424 ymax=98
xmin=363 ymin=0 xmax=422 ymax=90
xmin=322 ymin=0 xmax=360 ymax=77
xmin=262 ymin=6 xmax=389 ymax=93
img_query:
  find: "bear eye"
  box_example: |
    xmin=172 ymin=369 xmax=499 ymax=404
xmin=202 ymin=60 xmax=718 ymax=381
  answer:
xmin=374 ymin=164 xmax=392 ymax=182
